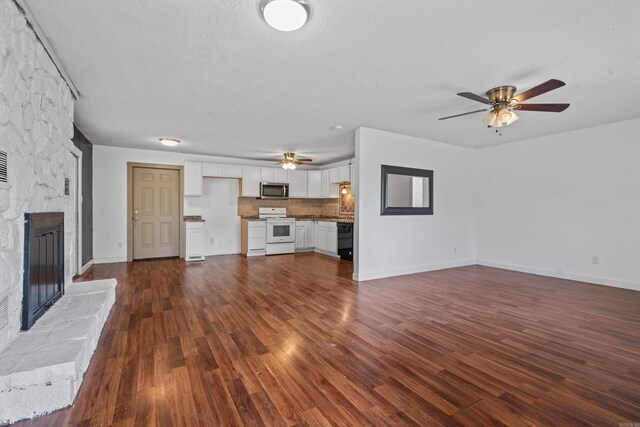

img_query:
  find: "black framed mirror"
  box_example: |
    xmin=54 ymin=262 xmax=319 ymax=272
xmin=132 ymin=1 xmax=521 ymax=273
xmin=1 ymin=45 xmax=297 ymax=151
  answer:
xmin=381 ymin=165 xmax=433 ymax=215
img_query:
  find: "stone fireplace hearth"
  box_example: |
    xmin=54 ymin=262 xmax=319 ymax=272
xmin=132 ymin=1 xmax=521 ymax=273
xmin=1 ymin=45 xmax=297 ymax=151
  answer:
xmin=0 ymin=278 xmax=117 ymax=424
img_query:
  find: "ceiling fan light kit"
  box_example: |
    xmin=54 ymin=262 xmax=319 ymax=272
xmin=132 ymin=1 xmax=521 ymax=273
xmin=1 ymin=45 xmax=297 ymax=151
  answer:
xmin=439 ymin=79 xmax=569 ymax=128
xmin=275 ymin=151 xmax=312 ymax=169
xmin=282 ymin=162 xmax=296 ymax=170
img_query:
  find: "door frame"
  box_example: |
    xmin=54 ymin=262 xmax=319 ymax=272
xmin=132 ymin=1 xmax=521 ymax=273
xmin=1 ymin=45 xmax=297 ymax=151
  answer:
xmin=127 ymin=162 xmax=184 ymax=262
xmin=70 ymin=145 xmax=82 ymax=278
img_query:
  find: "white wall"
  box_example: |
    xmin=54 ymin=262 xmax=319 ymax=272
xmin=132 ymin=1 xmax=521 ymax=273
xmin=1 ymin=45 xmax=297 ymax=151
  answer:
xmin=0 ymin=0 xmax=75 ymax=352
xmin=185 ymin=178 xmax=241 ymax=256
xmin=93 ymin=145 xmax=284 ymax=263
xmin=476 ymin=118 xmax=640 ymax=291
xmin=354 ymin=127 xmax=477 ymax=281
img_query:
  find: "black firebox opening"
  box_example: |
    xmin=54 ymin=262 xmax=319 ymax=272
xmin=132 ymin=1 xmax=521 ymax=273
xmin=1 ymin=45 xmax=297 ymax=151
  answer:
xmin=22 ymin=212 xmax=65 ymax=330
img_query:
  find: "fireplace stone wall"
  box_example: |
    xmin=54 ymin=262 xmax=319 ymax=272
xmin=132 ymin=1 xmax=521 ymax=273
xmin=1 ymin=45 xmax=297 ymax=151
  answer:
xmin=0 ymin=0 xmax=75 ymax=353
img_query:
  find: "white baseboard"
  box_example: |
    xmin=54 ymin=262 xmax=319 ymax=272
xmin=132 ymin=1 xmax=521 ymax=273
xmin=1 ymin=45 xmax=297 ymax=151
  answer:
xmin=313 ymin=249 xmax=341 ymax=259
xmin=94 ymin=257 xmax=128 ymax=264
xmin=477 ymin=259 xmax=640 ymax=292
xmin=80 ymin=259 xmax=94 ymax=274
xmin=205 ymin=251 xmax=241 ymax=257
xmin=354 ymin=259 xmax=476 ymax=282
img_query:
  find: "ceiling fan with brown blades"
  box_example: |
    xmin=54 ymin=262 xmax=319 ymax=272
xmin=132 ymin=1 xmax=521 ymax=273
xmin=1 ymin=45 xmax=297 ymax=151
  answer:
xmin=439 ymin=79 xmax=570 ymax=127
xmin=274 ymin=152 xmax=312 ymax=170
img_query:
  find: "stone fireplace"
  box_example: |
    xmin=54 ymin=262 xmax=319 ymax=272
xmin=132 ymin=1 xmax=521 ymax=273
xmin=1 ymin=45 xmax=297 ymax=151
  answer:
xmin=0 ymin=0 xmax=75 ymax=355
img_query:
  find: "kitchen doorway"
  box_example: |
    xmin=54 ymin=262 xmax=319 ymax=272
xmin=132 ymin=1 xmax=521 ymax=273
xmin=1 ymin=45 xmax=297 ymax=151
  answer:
xmin=127 ymin=163 xmax=184 ymax=261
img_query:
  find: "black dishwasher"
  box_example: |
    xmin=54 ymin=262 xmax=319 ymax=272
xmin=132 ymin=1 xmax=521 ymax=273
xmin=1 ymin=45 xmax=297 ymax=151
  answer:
xmin=337 ymin=222 xmax=353 ymax=261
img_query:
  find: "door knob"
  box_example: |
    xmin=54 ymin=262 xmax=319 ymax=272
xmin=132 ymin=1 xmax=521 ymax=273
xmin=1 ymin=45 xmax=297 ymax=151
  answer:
xmin=133 ymin=210 xmax=139 ymax=221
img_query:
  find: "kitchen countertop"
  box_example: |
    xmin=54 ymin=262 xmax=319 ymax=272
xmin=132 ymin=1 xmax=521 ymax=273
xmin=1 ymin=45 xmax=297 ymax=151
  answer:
xmin=242 ymin=215 xmax=354 ymax=223
xmin=184 ymin=216 xmax=205 ymax=222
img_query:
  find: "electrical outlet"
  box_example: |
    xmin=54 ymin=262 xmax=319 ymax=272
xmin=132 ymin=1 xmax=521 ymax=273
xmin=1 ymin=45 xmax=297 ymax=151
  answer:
xmin=117 ymin=242 xmax=122 ymax=248
xmin=592 ymin=256 xmax=599 ymax=265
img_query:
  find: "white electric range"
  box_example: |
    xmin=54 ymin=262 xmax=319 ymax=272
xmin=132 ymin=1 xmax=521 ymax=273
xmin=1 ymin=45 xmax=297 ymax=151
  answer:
xmin=259 ymin=207 xmax=296 ymax=255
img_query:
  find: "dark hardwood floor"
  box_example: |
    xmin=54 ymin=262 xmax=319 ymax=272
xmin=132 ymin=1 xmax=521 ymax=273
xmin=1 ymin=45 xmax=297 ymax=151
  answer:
xmin=14 ymin=254 xmax=640 ymax=426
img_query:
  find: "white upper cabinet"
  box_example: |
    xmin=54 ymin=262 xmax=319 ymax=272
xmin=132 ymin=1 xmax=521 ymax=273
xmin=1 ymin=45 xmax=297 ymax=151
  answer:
xmin=329 ymin=181 xmax=339 ymax=198
xmin=329 ymin=167 xmax=340 ymax=184
xmin=262 ymin=167 xmax=289 ymax=183
xmin=202 ymin=163 xmax=223 ymax=177
xmin=188 ymin=161 xmax=347 ymax=199
xmin=242 ymin=166 xmax=262 ymax=197
xmin=261 ymin=167 xmax=275 ymax=182
xmin=322 ymin=169 xmax=339 ymax=198
xmin=339 ymin=165 xmax=351 ymax=182
xmin=289 ymin=170 xmax=308 ymax=198
xmin=202 ymin=163 xmax=243 ymax=178
xmin=184 ymin=162 xmax=203 ymax=196
xmin=307 ymin=170 xmax=322 ymax=198
xmin=321 ymin=169 xmax=330 ymax=198
xmin=224 ymin=165 xmax=243 ymax=178
xmin=274 ymin=168 xmax=289 ymax=183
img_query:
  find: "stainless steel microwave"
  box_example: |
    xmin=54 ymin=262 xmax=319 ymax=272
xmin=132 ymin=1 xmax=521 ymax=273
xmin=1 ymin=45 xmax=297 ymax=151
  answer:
xmin=260 ymin=182 xmax=289 ymax=199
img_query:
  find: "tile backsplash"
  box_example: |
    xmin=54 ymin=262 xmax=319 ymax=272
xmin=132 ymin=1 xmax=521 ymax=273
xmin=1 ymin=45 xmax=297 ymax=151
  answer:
xmin=339 ymin=185 xmax=355 ymax=215
xmin=238 ymin=197 xmax=340 ymax=217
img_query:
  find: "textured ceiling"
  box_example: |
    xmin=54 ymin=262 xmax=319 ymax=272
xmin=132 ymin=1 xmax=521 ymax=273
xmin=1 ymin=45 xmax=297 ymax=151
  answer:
xmin=26 ymin=0 xmax=640 ymax=163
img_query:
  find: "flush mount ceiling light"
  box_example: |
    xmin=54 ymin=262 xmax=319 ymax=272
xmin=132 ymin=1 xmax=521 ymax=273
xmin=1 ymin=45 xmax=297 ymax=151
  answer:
xmin=159 ymin=138 xmax=180 ymax=147
xmin=260 ymin=0 xmax=311 ymax=32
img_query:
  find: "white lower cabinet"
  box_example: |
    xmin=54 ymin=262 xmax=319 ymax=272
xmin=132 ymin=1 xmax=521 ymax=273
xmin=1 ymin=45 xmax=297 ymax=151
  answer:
xmin=327 ymin=227 xmax=338 ymax=254
xmin=295 ymin=221 xmax=315 ymax=251
xmin=185 ymin=222 xmax=205 ymax=261
xmin=313 ymin=221 xmax=338 ymax=256
xmin=295 ymin=224 xmax=305 ymax=250
xmin=305 ymin=221 xmax=314 ymax=248
xmin=241 ymin=219 xmax=266 ymax=256
xmin=314 ymin=222 xmax=326 ymax=252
